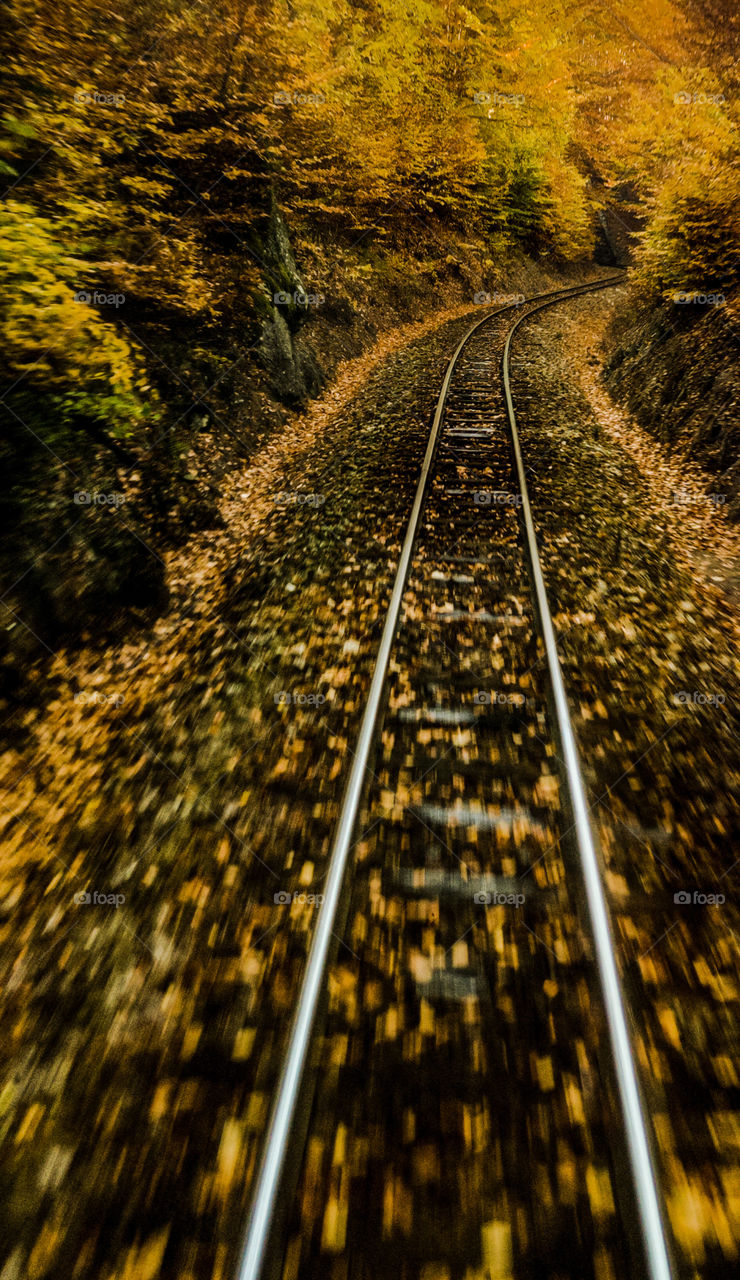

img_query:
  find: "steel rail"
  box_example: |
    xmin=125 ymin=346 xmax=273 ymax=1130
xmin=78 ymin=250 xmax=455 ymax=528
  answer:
xmin=502 ymin=289 xmax=674 ymax=1280
xmin=235 ymin=273 xmax=626 ymax=1280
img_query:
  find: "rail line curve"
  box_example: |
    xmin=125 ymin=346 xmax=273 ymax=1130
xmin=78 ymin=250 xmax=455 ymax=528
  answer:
xmin=236 ymin=273 xmax=674 ymax=1280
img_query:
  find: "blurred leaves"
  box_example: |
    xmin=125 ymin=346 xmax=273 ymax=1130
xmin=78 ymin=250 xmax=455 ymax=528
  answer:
xmin=0 ymin=201 xmax=152 ymax=439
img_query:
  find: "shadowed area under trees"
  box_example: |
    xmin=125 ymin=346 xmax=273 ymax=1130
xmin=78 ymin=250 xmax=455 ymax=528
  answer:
xmin=0 ymin=5 xmax=739 ymax=1280
xmin=1 ymin=0 xmax=737 ymax=679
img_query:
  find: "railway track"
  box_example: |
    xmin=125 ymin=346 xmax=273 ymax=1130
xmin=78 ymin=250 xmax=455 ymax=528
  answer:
xmin=237 ymin=277 xmax=676 ymax=1280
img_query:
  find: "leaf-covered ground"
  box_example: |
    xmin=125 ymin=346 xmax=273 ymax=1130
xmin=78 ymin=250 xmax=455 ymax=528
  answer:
xmin=0 ymin=282 xmax=738 ymax=1280
xmin=511 ymin=291 xmax=740 ymax=1277
xmin=0 ymin=292 xmax=542 ymax=1280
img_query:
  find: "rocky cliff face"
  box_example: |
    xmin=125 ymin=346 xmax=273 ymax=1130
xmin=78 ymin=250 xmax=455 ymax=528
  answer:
xmin=604 ymin=292 xmax=740 ymax=521
xmin=257 ymin=202 xmax=326 ymax=406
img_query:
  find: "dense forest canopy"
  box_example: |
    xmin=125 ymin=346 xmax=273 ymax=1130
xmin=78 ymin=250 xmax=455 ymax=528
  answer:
xmin=0 ymin=0 xmax=737 ymax=660
xmin=2 ymin=0 xmax=736 ymax=433
xmin=0 ymin=10 xmax=738 ymax=1278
